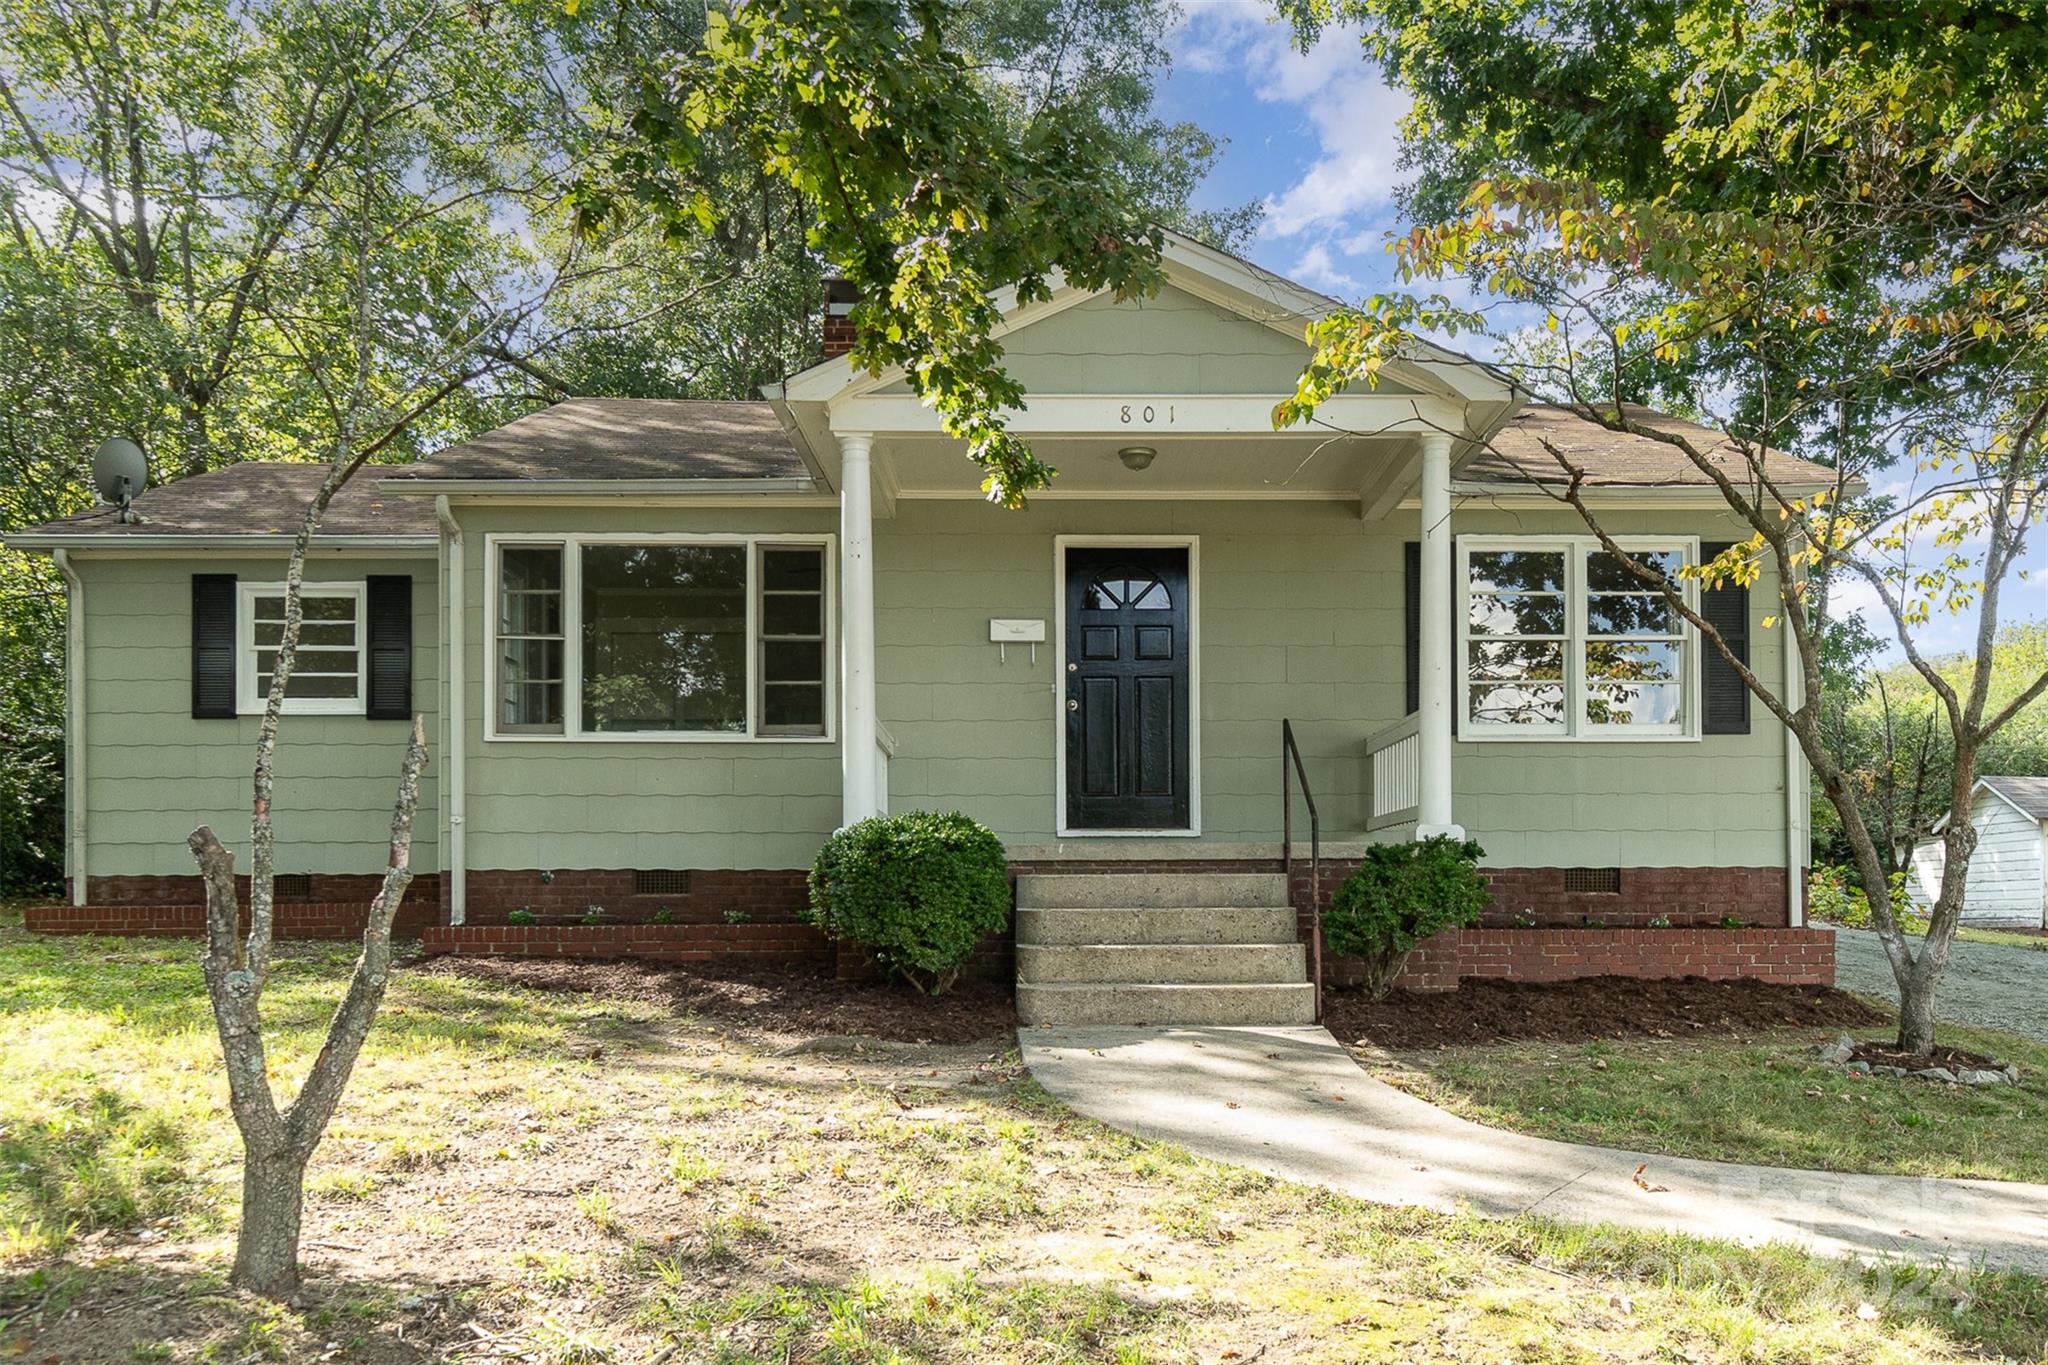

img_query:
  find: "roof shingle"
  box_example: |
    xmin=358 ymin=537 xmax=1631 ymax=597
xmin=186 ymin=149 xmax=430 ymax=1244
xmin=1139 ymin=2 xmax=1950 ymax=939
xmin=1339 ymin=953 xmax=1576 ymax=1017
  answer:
xmin=1465 ymin=403 xmax=1840 ymax=488
xmin=382 ymin=398 xmax=811 ymax=484
xmin=1982 ymin=776 xmax=2048 ymax=821
xmin=10 ymin=463 xmax=435 ymax=540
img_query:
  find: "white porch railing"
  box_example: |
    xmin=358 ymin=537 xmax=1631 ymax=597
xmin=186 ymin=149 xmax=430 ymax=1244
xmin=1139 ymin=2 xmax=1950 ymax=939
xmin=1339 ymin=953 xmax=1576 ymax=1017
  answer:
xmin=874 ymin=721 xmax=897 ymax=816
xmin=1366 ymin=713 xmax=1421 ymax=830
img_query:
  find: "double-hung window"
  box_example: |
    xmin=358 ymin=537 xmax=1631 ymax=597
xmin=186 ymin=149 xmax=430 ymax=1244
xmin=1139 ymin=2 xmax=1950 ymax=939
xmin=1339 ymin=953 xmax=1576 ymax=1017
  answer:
xmin=1459 ymin=538 xmax=1695 ymax=739
xmin=490 ymin=537 xmax=832 ymax=740
xmin=238 ymin=583 xmax=365 ymax=714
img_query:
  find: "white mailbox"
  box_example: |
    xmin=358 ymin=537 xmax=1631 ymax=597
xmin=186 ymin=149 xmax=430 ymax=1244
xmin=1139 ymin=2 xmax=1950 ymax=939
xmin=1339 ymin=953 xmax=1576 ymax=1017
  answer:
xmin=988 ymin=618 xmax=1046 ymax=643
xmin=989 ymin=617 xmax=1046 ymax=663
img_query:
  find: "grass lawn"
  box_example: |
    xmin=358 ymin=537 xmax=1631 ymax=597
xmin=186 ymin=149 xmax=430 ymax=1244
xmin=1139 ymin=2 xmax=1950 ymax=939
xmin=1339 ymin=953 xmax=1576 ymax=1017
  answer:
xmin=1816 ymin=916 xmax=2048 ymax=953
xmin=1954 ymin=926 xmax=2048 ymax=952
xmin=5 ymin=911 xmax=2048 ymax=1361
xmin=1360 ymin=1019 xmax=2048 ymax=1186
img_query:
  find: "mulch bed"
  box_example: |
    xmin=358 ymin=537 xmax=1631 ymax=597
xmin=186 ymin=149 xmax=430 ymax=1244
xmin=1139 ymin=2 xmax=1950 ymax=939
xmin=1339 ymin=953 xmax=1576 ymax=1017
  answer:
xmin=1324 ymin=975 xmax=1890 ymax=1049
xmin=410 ymin=955 xmax=1016 ymax=1045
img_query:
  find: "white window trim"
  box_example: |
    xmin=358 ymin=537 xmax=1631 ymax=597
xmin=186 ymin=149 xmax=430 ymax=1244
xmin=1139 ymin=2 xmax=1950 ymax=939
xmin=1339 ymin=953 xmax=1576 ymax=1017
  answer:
xmin=236 ymin=581 xmax=368 ymax=716
xmin=482 ymin=532 xmax=837 ymax=744
xmin=1457 ymin=535 xmax=1701 ymax=743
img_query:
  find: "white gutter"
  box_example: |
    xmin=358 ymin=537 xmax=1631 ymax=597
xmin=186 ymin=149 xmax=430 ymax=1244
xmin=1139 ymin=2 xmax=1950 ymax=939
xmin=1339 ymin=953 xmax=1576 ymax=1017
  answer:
xmin=5 ymin=534 xmax=435 ymax=552
xmin=51 ymin=550 xmax=86 ymax=906
xmin=386 ymin=477 xmax=819 ymax=497
xmin=436 ymin=497 xmax=467 ymax=925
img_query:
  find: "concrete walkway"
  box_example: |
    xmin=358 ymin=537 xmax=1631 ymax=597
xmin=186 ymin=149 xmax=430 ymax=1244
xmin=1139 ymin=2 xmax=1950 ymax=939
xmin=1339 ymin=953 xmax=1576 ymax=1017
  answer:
xmin=1833 ymin=926 xmax=2048 ymax=1043
xmin=1022 ymin=1024 xmax=2048 ymax=1275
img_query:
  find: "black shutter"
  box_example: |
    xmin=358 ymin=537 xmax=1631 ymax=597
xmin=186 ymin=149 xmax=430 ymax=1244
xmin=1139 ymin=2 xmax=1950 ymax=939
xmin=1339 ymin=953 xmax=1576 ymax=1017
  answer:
xmin=1402 ymin=538 xmax=1458 ymax=733
xmin=1699 ymin=541 xmax=1750 ymax=735
xmin=1403 ymin=541 xmax=1420 ymax=714
xmin=191 ymin=574 xmax=237 ymax=719
xmin=365 ymin=575 xmax=413 ymax=720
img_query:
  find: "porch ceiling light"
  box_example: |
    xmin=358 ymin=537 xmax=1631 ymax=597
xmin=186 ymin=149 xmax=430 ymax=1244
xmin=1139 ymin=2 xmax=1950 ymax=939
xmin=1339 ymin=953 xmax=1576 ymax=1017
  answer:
xmin=1117 ymin=445 xmax=1157 ymax=471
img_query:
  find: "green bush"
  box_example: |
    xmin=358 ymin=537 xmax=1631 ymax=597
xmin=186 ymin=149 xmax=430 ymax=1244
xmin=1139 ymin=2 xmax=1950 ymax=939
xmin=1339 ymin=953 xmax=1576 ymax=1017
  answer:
xmin=806 ymin=811 xmax=1010 ymax=995
xmin=1325 ymin=836 xmax=1487 ymax=999
xmin=1807 ymin=864 xmax=1920 ymax=931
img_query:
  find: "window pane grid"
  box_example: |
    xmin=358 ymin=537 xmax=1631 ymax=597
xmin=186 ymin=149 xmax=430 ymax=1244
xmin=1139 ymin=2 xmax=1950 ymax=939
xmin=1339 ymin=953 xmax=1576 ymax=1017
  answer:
xmin=1581 ymin=548 xmax=1686 ymax=732
xmin=1461 ymin=542 xmax=1693 ymax=738
xmin=499 ymin=546 xmax=565 ymax=731
xmin=492 ymin=539 xmax=831 ymax=740
xmin=245 ymin=590 xmax=360 ymax=706
xmin=759 ymin=547 xmax=827 ymax=735
xmin=1466 ymin=549 xmax=1568 ymax=731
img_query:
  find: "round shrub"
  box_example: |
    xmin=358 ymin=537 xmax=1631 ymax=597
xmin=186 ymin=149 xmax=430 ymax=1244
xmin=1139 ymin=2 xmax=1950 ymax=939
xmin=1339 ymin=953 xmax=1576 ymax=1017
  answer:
xmin=1325 ymin=835 xmax=1487 ymax=999
xmin=806 ymin=810 xmax=1010 ymax=995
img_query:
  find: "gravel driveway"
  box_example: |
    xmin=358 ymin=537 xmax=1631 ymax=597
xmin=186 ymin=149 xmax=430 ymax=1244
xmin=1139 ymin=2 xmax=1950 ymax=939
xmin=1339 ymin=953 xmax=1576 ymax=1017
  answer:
xmin=1831 ymin=926 xmax=2048 ymax=1043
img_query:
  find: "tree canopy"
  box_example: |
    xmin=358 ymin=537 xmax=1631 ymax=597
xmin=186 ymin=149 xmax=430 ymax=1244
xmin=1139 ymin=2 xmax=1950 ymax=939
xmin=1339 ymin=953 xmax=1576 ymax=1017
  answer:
xmin=1273 ymin=0 xmax=2048 ymax=1050
xmin=0 ymin=0 xmax=1242 ymax=893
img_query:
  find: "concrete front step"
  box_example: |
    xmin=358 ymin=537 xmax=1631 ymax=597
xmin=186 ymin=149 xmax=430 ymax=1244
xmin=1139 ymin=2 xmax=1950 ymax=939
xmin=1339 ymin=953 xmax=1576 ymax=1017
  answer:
xmin=1018 ymin=981 xmax=1318 ymax=1027
xmin=1018 ymin=941 xmax=1307 ymax=985
xmin=1016 ymin=872 xmax=1288 ymax=910
xmin=1016 ymin=906 xmax=1298 ymax=946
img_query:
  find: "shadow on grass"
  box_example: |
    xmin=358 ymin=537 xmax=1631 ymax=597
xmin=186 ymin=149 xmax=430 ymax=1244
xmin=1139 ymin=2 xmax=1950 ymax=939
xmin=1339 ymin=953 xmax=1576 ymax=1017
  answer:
xmin=0 ymin=1255 xmax=495 ymax=1364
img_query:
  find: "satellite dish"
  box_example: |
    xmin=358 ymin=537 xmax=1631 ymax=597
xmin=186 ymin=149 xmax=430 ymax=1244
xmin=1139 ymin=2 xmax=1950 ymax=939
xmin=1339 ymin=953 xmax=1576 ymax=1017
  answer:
xmin=91 ymin=438 xmax=148 ymax=523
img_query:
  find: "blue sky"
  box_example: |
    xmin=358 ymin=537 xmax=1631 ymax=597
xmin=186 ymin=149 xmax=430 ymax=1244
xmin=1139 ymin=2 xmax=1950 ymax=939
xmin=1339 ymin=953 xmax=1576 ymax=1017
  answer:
xmin=1152 ymin=4 xmax=2038 ymax=660
xmin=1159 ymin=4 xmax=1409 ymax=300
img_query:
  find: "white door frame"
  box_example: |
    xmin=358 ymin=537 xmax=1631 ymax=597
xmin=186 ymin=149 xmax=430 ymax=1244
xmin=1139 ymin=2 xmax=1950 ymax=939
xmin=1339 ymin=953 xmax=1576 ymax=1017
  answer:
xmin=1052 ymin=534 xmax=1201 ymax=838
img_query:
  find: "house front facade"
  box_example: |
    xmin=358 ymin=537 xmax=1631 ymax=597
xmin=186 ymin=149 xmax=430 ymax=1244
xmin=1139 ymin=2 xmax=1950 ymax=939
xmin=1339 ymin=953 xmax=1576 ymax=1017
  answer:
xmin=14 ymin=236 xmax=1836 ymax=1017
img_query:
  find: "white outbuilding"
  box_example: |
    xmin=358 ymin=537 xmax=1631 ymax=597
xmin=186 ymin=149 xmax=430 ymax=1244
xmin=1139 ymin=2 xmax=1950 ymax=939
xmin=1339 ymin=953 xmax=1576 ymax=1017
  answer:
xmin=1911 ymin=776 xmax=2048 ymax=928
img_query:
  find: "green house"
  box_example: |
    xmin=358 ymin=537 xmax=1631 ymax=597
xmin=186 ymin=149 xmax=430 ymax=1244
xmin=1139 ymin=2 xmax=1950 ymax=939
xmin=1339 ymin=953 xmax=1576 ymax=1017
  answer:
xmin=10 ymin=235 xmax=1840 ymax=1021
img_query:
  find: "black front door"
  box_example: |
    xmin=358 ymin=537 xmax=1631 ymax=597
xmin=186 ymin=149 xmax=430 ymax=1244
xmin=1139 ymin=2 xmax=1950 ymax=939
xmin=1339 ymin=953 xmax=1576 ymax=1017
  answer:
xmin=1065 ymin=546 xmax=1191 ymax=830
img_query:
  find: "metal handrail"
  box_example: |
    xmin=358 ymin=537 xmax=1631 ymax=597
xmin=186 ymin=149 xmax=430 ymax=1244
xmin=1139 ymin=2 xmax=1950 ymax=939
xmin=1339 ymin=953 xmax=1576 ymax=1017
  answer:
xmin=1281 ymin=718 xmax=1322 ymax=1023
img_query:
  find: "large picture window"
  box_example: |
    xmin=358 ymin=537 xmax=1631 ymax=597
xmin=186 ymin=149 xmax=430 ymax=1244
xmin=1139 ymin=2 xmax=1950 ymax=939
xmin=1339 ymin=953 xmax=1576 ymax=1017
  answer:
xmin=490 ymin=537 xmax=831 ymax=741
xmin=239 ymin=583 xmax=365 ymax=715
xmin=1459 ymin=538 xmax=1695 ymax=740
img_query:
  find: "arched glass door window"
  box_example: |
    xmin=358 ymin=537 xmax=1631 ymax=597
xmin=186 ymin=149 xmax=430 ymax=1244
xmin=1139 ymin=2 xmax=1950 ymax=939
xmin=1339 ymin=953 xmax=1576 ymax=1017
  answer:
xmin=1082 ymin=572 xmax=1173 ymax=611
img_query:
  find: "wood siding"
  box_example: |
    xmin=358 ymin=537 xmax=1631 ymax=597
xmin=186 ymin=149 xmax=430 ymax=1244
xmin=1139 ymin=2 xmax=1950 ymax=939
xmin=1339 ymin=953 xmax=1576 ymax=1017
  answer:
xmin=74 ymin=554 xmax=440 ymax=877
xmin=1911 ymin=789 xmax=2047 ymax=926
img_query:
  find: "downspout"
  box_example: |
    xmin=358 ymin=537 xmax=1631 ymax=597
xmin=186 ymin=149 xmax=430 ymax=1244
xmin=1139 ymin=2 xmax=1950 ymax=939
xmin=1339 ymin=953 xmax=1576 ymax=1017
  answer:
xmin=52 ymin=550 xmax=86 ymax=906
xmin=1784 ymin=571 xmax=1808 ymax=928
xmin=436 ymin=497 xmax=467 ymax=925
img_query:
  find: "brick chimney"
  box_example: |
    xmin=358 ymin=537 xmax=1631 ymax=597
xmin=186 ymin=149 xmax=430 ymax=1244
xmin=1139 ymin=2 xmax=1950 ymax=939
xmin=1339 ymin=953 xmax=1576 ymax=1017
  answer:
xmin=822 ymin=277 xmax=859 ymax=360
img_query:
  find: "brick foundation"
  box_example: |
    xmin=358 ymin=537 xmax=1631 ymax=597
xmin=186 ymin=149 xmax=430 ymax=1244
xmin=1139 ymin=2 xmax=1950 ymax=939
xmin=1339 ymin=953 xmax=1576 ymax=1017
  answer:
xmin=25 ymin=900 xmax=438 ymax=939
xmin=1378 ymin=926 xmax=1835 ymax=992
xmin=78 ymin=872 xmax=442 ymax=912
xmin=457 ymin=867 xmax=808 ymax=925
xmin=35 ymin=858 xmax=1807 ymax=986
xmin=1291 ymin=862 xmax=1791 ymax=930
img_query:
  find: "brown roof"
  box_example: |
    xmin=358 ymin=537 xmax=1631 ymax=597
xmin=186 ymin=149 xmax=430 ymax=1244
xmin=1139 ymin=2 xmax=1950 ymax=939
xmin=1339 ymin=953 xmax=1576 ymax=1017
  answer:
xmin=11 ymin=398 xmax=1837 ymax=543
xmin=382 ymin=398 xmax=811 ymax=483
xmin=1466 ymin=403 xmax=1841 ymax=488
xmin=10 ymin=463 xmax=436 ymax=540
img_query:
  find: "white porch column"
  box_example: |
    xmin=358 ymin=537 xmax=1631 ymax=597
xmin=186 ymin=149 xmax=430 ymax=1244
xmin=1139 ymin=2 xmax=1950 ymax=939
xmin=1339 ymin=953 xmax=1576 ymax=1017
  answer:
xmin=838 ymin=431 xmax=881 ymax=826
xmin=1415 ymin=432 xmax=1464 ymax=839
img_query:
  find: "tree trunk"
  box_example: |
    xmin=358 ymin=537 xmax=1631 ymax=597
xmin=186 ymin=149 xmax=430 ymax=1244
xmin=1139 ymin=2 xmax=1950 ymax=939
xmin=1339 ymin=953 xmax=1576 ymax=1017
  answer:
xmin=233 ymin=1146 xmax=310 ymax=1298
xmin=1897 ymin=963 xmax=1940 ymax=1055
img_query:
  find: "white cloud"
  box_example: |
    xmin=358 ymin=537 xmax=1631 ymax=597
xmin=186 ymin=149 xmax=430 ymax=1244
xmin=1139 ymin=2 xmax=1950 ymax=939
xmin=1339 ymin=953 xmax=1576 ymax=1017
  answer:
xmin=1288 ymin=242 xmax=1360 ymax=296
xmin=1171 ymin=6 xmax=1409 ymax=239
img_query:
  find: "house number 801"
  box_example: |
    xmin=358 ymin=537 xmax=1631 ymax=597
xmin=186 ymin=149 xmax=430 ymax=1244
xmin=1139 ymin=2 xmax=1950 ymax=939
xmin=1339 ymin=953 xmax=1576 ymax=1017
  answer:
xmin=1119 ymin=404 xmax=1174 ymax=424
